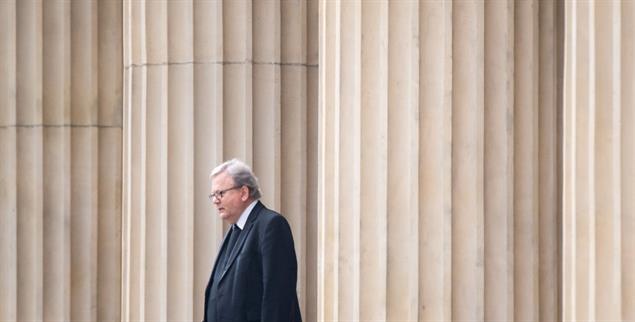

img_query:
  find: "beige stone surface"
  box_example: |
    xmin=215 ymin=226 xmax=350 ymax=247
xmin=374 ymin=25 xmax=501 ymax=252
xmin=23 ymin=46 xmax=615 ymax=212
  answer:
xmin=594 ymin=2 xmax=621 ymax=320
xmin=419 ymin=1 xmax=452 ymax=321
xmin=168 ymin=0 xmax=193 ymax=63
xmin=17 ymin=0 xmax=42 ymax=125
xmin=223 ymin=63 xmax=254 ymax=161
xmin=514 ymin=1 xmax=540 ymax=320
xmin=223 ymin=0 xmax=251 ymax=62
xmin=360 ymin=2 xmax=389 ymax=321
xmin=70 ymin=128 xmax=99 ymax=322
xmin=337 ymin=2 xmax=363 ymax=321
xmin=253 ymin=62 xmax=281 ymax=209
xmin=167 ymin=64 xmax=195 ymax=322
xmin=317 ymin=2 xmax=338 ymax=320
xmin=98 ymin=3 xmax=123 ymax=321
xmin=3 ymin=1 xmax=634 ymax=321
xmin=98 ymin=128 xmax=122 ymax=322
xmin=0 ymin=124 xmax=17 ymax=322
xmin=452 ymin=1 xmax=485 ymax=321
xmin=562 ymin=0 xmax=576 ymax=319
xmin=1 ymin=0 xmax=123 ymax=320
xmin=538 ymin=2 xmax=562 ymax=322
xmin=282 ymin=0 xmax=307 ymax=64
xmin=43 ymin=99 xmax=71 ymax=320
xmin=69 ymin=3 xmax=100 ymax=321
xmin=42 ymin=1 xmax=71 ymax=320
xmin=483 ymin=1 xmax=513 ymax=320
xmin=622 ymin=2 xmax=635 ymax=320
xmin=126 ymin=0 xmax=146 ymax=66
xmin=318 ymin=1 xmax=566 ymax=321
xmin=254 ymin=0 xmax=280 ymax=63
xmin=193 ymin=0 xmax=222 ymax=62
xmin=0 ymin=2 xmax=17 ymax=320
xmin=387 ymin=1 xmax=421 ymax=320
xmin=193 ymin=62 xmax=224 ymax=321
xmin=99 ymin=0 xmax=124 ymax=127
xmin=122 ymin=66 xmax=146 ymax=322
xmin=16 ymin=1 xmax=44 ymax=321
xmin=305 ymin=2 xmax=319 ymax=318
xmin=146 ymin=0 xmax=167 ymax=65
xmin=145 ymin=64 xmax=169 ymax=322
xmin=43 ymin=0 xmax=70 ymax=125
xmin=563 ymin=0 xmax=634 ymax=321
xmin=0 ymin=0 xmax=16 ymax=124
xmin=17 ymin=128 xmax=44 ymax=322
xmin=71 ymin=0 xmax=98 ymax=125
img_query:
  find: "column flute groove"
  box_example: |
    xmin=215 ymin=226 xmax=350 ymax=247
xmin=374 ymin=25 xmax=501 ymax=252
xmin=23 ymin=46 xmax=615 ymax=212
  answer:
xmin=16 ymin=1 xmax=44 ymax=320
xmin=0 ymin=1 xmax=17 ymax=321
xmin=484 ymin=0 xmax=514 ymax=320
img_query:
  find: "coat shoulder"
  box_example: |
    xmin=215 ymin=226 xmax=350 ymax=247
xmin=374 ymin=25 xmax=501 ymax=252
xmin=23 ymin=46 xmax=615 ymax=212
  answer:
xmin=252 ymin=203 xmax=291 ymax=229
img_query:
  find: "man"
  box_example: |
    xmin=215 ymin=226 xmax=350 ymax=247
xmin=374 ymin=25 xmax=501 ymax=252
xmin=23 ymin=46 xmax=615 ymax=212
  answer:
xmin=203 ymin=159 xmax=302 ymax=322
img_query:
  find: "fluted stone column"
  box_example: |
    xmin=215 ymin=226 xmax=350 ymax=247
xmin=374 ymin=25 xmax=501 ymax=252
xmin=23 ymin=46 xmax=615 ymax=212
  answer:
xmin=563 ymin=0 xmax=635 ymax=320
xmin=623 ymin=3 xmax=635 ymax=320
xmin=0 ymin=1 xmax=17 ymax=321
xmin=318 ymin=1 xmax=563 ymax=321
xmin=6 ymin=1 xmax=635 ymax=322
xmin=484 ymin=1 xmax=513 ymax=320
xmin=16 ymin=2 xmax=44 ymax=322
xmin=0 ymin=1 xmax=123 ymax=321
xmin=122 ymin=1 xmax=318 ymax=321
xmin=98 ymin=2 xmax=125 ymax=321
xmin=70 ymin=1 xmax=100 ymax=320
xmin=42 ymin=0 xmax=71 ymax=320
xmin=538 ymin=0 xmax=564 ymax=319
xmin=452 ymin=1 xmax=484 ymax=320
xmin=420 ymin=1 xmax=452 ymax=321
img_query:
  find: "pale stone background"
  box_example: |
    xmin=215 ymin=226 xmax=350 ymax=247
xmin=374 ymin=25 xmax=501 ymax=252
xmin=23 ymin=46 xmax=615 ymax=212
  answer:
xmin=0 ymin=0 xmax=633 ymax=322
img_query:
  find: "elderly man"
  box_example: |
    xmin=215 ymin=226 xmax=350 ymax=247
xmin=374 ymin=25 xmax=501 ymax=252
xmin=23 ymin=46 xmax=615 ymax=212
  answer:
xmin=203 ymin=159 xmax=302 ymax=322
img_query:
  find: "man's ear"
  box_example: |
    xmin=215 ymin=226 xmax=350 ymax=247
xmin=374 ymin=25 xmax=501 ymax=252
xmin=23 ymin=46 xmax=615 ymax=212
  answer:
xmin=241 ymin=186 xmax=249 ymax=201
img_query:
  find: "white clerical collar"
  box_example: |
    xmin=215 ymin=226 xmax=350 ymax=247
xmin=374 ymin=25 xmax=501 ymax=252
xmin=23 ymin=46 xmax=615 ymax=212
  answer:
xmin=236 ymin=200 xmax=258 ymax=230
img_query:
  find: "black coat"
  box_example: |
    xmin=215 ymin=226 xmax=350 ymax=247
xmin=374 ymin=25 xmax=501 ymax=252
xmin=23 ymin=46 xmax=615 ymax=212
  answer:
xmin=203 ymin=201 xmax=302 ymax=322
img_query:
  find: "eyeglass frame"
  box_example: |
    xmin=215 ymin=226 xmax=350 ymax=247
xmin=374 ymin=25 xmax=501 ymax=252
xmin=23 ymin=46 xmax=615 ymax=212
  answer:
xmin=208 ymin=185 xmax=242 ymax=201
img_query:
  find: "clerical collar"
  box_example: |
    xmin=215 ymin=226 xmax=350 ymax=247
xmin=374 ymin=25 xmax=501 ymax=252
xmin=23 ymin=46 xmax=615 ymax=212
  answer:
xmin=236 ymin=200 xmax=257 ymax=230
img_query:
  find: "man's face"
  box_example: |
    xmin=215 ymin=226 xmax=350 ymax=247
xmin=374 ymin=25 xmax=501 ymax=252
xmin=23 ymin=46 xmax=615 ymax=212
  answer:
xmin=210 ymin=171 xmax=248 ymax=224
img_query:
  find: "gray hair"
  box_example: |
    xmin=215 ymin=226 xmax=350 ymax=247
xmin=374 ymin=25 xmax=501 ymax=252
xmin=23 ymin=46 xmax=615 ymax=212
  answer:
xmin=210 ymin=159 xmax=262 ymax=200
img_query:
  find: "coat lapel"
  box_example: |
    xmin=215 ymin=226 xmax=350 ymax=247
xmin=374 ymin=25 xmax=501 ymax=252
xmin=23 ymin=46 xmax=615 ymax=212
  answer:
xmin=210 ymin=226 xmax=233 ymax=281
xmin=218 ymin=201 xmax=264 ymax=282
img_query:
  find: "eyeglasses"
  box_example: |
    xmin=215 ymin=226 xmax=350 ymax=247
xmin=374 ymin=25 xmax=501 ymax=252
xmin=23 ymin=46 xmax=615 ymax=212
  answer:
xmin=208 ymin=186 xmax=241 ymax=201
